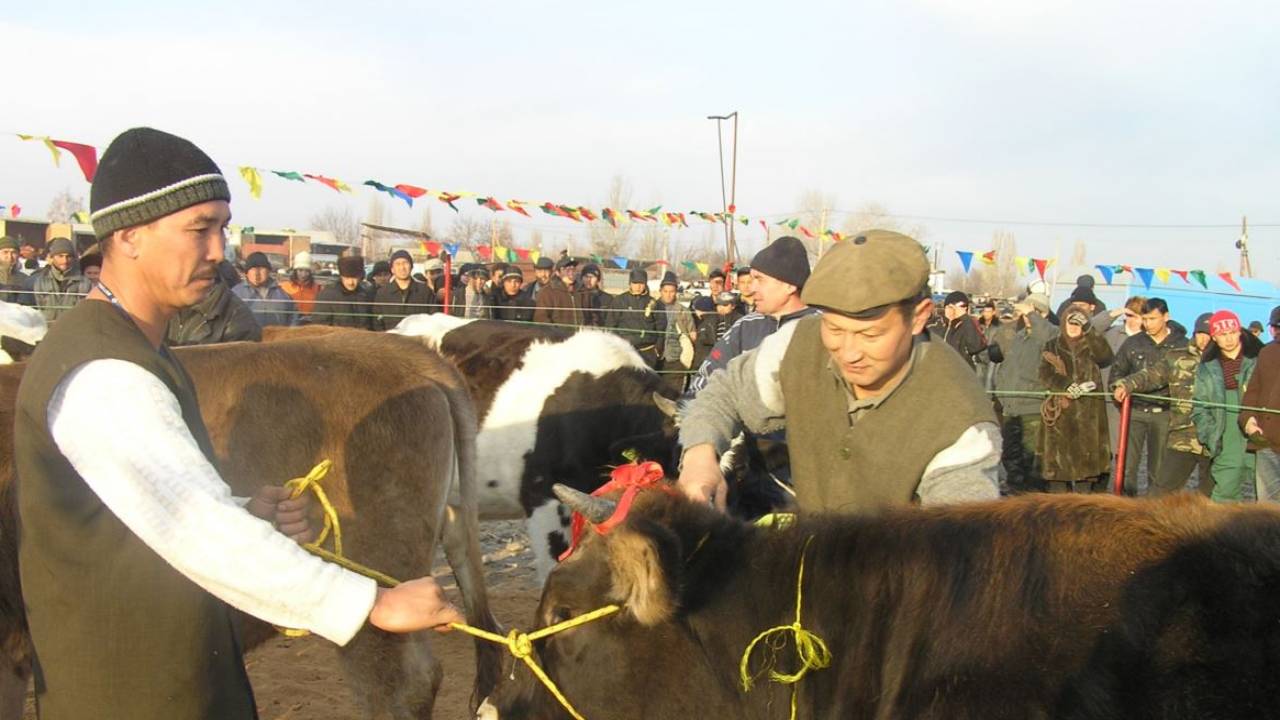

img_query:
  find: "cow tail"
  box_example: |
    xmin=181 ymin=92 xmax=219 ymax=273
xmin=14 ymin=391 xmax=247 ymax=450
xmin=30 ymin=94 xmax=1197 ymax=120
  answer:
xmin=443 ymin=380 xmax=503 ymax=708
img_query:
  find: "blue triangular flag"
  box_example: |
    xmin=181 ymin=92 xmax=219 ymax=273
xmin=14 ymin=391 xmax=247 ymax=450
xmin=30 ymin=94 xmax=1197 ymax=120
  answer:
xmin=445 ymin=243 xmax=460 ymax=256
xmin=1096 ymin=264 xmax=1114 ymax=285
xmin=956 ymin=250 xmax=974 ymax=273
xmin=1135 ymin=267 xmax=1154 ymax=290
xmin=612 ymin=255 xmax=629 ymax=269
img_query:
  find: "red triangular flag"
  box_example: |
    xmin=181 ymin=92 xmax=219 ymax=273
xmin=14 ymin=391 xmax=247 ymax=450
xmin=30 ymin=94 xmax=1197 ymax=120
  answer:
xmin=477 ymin=245 xmax=492 ymax=261
xmin=9 ymin=204 xmax=19 ymax=218
xmin=50 ymin=140 xmax=98 ymax=182
xmin=1219 ymin=272 xmax=1242 ymax=292
xmin=515 ymin=248 xmax=530 ymax=261
xmin=799 ymin=226 xmax=815 ymax=238
xmin=425 ymin=241 xmax=442 ymax=255
xmin=395 ymin=184 xmax=428 ymax=198
xmin=1033 ymin=258 xmax=1048 ymax=280
xmin=1171 ymin=269 xmax=1189 ymax=283
xmin=483 ymin=197 xmax=505 ymax=212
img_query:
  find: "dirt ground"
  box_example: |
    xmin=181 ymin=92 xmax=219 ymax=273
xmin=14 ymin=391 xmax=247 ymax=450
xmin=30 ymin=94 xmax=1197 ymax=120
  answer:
xmin=23 ymin=521 xmax=542 ymax=720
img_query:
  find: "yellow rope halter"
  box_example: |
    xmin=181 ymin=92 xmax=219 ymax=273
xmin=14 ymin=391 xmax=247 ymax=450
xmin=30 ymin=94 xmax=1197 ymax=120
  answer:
xmin=739 ymin=535 xmax=832 ymax=720
xmin=276 ymin=460 xmax=618 ymax=719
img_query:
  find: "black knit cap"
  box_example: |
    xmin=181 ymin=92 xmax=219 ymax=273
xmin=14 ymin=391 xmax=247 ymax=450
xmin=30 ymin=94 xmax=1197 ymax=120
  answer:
xmin=750 ymin=236 xmax=810 ymax=289
xmin=245 ymin=252 xmax=272 ymax=272
xmin=337 ymin=256 xmax=365 ymax=278
xmin=90 ymin=128 xmax=230 ymax=240
xmin=944 ymin=290 xmax=970 ymax=307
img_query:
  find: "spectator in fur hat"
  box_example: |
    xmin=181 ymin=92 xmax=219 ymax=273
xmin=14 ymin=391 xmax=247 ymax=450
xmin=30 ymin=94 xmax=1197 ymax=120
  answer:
xmin=314 ymin=256 xmax=374 ymax=329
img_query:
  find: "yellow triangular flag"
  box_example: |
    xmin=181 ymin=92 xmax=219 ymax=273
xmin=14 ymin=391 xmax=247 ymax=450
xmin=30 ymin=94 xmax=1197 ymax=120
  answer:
xmin=335 ymin=178 xmax=353 ymax=194
xmin=72 ymin=211 xmax=90 ymax=224
xmin=530 ymin=250 xmax=541 ymax=264
xmin=239 ymin=167 xmax=263 ymax=200
xmin=18 ymin=134 xmax=61 ymax=166
xmin=1155 ymin=268 xmax=1171 ymax=284
xmin=695 ymin=262 xmax=709 ymax=276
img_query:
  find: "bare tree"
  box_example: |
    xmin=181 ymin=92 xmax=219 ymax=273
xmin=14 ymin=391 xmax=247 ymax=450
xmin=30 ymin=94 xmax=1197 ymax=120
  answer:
xmin=309 ymin=204 xmax=360 ymax=246
xmin=445 ymin=214 xmax=489 ymax=250
xmin=839 ymin=202 xmax=929 ymax=244
xmin=634 ymin=222 xmax=665 ymax=262
xmin=1069 ymin=239 xmax=1088 ymax=270
xmin=528 ymin=229 xmax=545 ymax=255
xmin=793 ymin=189 xmax=836 ymax=258
xmin=418 ymin=204 xmax=435 ymax=238
xmin=588 ymin=175 xmax=636 ymax=258
xmin=47 ymin=188 xmax=84 ymax=223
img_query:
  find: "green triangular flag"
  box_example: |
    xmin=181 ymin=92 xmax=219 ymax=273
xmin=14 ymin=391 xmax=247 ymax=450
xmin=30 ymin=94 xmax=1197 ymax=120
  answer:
xmin=272 ymin=170 xmax=305 ymax=182
xmin=647 ymin=205 xmax=663 ymax=214
xmin=787 ymin=219 xmax=799 ymax=230
xmin=1189 ymin=269 xmax=1208 ymax=289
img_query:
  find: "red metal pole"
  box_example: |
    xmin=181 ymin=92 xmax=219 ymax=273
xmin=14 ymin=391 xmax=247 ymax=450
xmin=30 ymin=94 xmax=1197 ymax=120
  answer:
xmin=442 ymin=251 xmax=452 ymax=314
xmin=1112 ymin=395 xmax=1132 ymax=495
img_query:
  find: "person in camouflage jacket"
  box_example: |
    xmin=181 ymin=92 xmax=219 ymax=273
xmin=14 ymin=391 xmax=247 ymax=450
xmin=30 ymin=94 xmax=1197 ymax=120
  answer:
xmin=1112 ymin=313 xmax=1214 ymax=497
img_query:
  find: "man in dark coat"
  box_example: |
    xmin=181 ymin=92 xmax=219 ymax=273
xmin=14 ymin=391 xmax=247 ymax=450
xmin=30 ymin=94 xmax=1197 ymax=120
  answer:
xmin=931 ymin=290 xmax=987 ymax=369
xmin=0 ymin=235 xmax=31 ymax=305
xmin=580 ymin=263 xmax=608 ymax=327
xmin=1110 ymin=297 xmax=1186 ymax=495
xmin=167 ymin=260 xmax=262 ymax=345
xmin=533 ymin=256 xmax=586 ymax=327
xmin=374 ymin=248 xmax=436 ymax=329
xmin=493 ymin=266 xmax=535 ymax=322
xmin=313 ymin=256 xmax=373 ymax=329
xmin=608 ymin=268 xmax=661 ymax=366
xmin=30 ymin=237 xmax=92 ymax=322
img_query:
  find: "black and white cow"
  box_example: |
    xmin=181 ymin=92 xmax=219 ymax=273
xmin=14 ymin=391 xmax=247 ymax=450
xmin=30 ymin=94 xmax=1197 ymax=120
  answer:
xmin=391 ymin=314 xmax=680 ymax=579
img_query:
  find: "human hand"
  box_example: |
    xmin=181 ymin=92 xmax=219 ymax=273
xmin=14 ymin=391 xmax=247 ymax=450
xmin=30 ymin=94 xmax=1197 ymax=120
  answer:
xmin=1245 ymin=417 xmax=1263 ymax=438
xmin=1065 ymin=383 xmax=1083 ymax=400
xmin=247 ymin=485 xmax=316 ymax=544
xmin=369 ymin=577 xmax=464 ymax=634
xmin=1113 ymin=385 xmax=1129 ymax=403
xmin=677 ymin=445 xmax=728 ymax=512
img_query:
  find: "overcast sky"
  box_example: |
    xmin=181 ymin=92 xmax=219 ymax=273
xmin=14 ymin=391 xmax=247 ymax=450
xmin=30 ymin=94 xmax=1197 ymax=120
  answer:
xmin=4 ymin=0 xmax=1278 ymax=279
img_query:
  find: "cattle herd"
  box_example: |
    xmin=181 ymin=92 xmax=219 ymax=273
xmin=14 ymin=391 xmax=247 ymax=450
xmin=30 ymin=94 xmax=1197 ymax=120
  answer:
xmin=1 ymin=316 xmax=1280 ymax=719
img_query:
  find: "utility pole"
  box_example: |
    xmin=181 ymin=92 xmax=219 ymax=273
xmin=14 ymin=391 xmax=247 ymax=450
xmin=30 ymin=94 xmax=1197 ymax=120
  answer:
xmin=1237 ymin=215 xmax=1254 ymax=278
xmin=707 ymin=112 xmax=739 ymax=265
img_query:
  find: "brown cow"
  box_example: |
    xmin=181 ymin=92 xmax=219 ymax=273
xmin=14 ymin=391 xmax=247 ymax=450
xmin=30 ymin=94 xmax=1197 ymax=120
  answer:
xmin=0 ymin=331 xmax=501 ymax=719
xmin=480 ymin=487 xmax=1280 ymax=719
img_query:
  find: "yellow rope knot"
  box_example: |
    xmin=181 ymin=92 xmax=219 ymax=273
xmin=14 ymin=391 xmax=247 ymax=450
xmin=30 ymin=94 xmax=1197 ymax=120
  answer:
xmin=506 ymin=629 xmax=534 ymax=659
xmin=739 ymin=536 xmax=831 ymax=720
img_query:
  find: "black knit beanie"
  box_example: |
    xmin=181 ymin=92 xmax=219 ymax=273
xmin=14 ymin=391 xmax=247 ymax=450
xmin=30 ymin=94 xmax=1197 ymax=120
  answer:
xmin=245 ymin=252 xmax=272 ymax=272
xmin=750 ymin=236 xmax=810 ymax=289
xmin=90 ymin=128 xmax=230 ymax=239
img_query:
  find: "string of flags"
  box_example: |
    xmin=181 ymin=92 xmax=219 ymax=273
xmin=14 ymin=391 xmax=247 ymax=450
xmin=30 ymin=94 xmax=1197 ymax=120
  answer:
xmin=956 ymin=249 xmax=1246 ymax=293
xmin=0 ymin=205 xmax=19 ymax=218
xmin=15 ymin=132 xmax=785 ymax=236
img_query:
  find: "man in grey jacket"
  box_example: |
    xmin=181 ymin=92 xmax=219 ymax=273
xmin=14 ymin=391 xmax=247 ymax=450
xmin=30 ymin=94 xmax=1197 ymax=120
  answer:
xmin=989 ymin=295 xmax=1057 ymax=492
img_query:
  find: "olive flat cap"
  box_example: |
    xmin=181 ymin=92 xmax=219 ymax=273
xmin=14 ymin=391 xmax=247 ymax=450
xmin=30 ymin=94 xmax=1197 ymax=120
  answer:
xmin=801 ymin=229 xmax=929 ymax=316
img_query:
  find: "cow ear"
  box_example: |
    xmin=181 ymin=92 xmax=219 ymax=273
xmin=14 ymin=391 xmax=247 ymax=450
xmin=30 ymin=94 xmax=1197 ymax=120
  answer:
xmin=605 ymin=523 xmax=682 ymax=626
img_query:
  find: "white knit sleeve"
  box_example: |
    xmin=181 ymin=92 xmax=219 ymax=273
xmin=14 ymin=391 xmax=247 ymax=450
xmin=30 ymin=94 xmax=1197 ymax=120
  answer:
xmin=47 ymin=359 xmax=377 ymax=645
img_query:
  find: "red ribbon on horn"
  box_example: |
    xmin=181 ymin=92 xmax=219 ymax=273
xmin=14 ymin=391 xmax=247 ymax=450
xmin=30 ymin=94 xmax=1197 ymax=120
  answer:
xmin=559 ymin=461 xmax=673 ymax=561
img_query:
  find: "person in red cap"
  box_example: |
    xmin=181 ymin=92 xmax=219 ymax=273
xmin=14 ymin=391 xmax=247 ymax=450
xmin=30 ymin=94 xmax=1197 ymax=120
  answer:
xmin=1191 ymin=310 xmax=1264 ymax=501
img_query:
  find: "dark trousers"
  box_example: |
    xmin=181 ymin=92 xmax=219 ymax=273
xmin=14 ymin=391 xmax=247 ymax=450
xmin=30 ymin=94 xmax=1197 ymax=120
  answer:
xmin=1122 ymin=409 xmax=1170 ymax=496
xmin=657 ymin=359 xmax=687 ymax=396
xmin=1001 ymin=415 xmax=1045 ymax=493
xmin=1152 ymin=449 xmax=1214 ymax=497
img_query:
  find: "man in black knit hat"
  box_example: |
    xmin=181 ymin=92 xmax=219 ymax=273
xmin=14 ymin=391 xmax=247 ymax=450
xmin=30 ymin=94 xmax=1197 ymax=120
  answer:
xmin=13 ymin=127 xmax=461 ymax=719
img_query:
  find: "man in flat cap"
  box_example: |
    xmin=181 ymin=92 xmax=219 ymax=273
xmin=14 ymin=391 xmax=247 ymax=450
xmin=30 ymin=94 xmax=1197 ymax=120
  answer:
xmin=534 ymin=255 xmax=586 ymax=327
xmin=530 ymin=256 xmax=555 ymax=299
xmin=14 ymin=128 xmax=462 ymax=719
xmin=678 ymin=230 xmax=1000 ymax=513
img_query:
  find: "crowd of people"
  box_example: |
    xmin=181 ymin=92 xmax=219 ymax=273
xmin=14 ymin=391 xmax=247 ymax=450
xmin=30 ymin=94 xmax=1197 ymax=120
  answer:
xmin=957 ymin=274 xmax=1280 ymax=503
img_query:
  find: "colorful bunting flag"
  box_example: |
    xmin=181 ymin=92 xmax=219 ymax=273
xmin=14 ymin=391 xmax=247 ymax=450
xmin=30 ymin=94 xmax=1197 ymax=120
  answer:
xmin=530 ymin=250 xmax=541 ymax=264
xmin=444 ymin=243 xmax=461 ymax=256
xmin=476 ymin=245 xmax=491 ymax=261
xmin=494 ymin=247 xmax=511 ymax=262
xmin=1172 ymin=269 xmax=1189 ymax=283
xmin=1095 ymin=265 xmax=1114 ymax=285
xmin=1033 ymin=258 xmax=1048 ymax=281
xmin=396 ymin=184 xmax=428 ymax=198
xmin=1189 ymin=270 xmax=1208 ymax=289
xmin=437 ymin=192 xmax=462 ymax=212
xmin=273 ymin=170 xmax=306 ymax=182
xmin=1135 ymin=267 xmax=1154 ymax=290
xmin=477 ymin=197 xmax=505 ymax=212
xmin=1219 ymin=272 xmax=1242 ymax=292
xmin=695 ymin=262 xmax=709 ymax=276
xmin=507 ymin=200 xmax=531 ymax=217
xmin=8 ymin=204 xmax=20 ymax=218
xmin=50 ymin=140 xmax=98 ymax=181
xmin=602 ymin=208 xmax=619 ymax=227
xmin=304 ymin=174 xmax=352 ymax=193
xmin=72 ymin=210 xmax=89 ymax=224
xmin=681 ymin=260 xmax=697 ymax=272
xmin=799 ymin=226 xmax=815 ymax=239
xmin=956 ymin=251 xmax=974 ymax=273
xmin=612 ymin=255 xmax=628 ymax=269
xmin=425 ymin=241 xmax=442 ymax=255
xmin=980 ymin=250 xmax=997 ymax=265
xmin=579 ymin=208 xmax=599 ymax=222
xmin=514 ymin=248 xmax=531 ymax=261
xmin=1154 ymin=268 xmax=1171 ymax=284
xmin=363 ymin=180 xmax=414 ymax=207
xmin=238 ymin=167 xmax=263 ymax=200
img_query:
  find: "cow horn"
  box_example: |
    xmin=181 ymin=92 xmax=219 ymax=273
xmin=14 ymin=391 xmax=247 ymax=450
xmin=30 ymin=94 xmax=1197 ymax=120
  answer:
xmin=652 ymin=391 xmax=679 ymax=420
xmin=553 ymin=484 xmax=617 ymax=525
